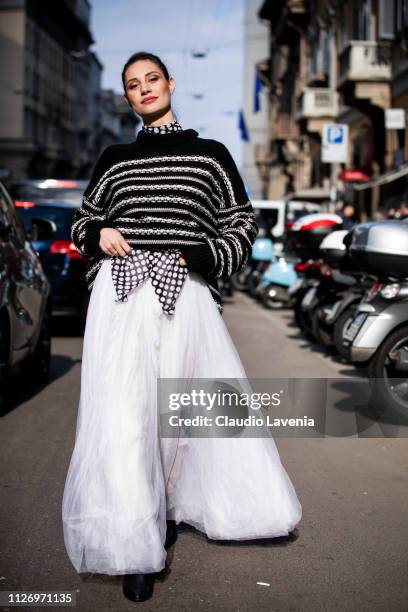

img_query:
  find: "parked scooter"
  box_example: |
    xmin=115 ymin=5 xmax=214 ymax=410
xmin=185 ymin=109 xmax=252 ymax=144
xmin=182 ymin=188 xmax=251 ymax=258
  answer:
xmin=291 ymin=259 xmax=324 ymax=338
xmin=288 ymin=213 xmax=344 ymax=338
xmin=232 ymin=236 xmax=274 ymax=293
xmin=308 ymin=230 xmax=362 ymax=356
xmin=260 ymin=253 xmax=299 ymax=309
xmin=343 ymin=220 xmax=408 ymax=418
xmin=330 ymin=272 xmax=371 ymax=361
xmin=309 ymin=262 xmax=357 ymax=350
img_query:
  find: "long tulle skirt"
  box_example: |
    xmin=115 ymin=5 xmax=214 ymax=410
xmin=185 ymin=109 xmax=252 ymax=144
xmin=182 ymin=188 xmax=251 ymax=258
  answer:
xmin=62 ymin=258 xmax=302 ymax=575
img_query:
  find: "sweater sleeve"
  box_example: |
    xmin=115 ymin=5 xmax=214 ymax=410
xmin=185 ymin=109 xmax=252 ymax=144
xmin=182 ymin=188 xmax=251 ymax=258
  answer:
xmin=71 ymin=146 xmax=118 ymax=256
xmin=181 ymin=142 xmax=259 ymax=279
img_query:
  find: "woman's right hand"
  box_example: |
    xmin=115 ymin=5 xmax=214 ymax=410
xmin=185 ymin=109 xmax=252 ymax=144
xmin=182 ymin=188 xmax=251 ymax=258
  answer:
xmin=99 ymin=227 xmax=133 ymax=257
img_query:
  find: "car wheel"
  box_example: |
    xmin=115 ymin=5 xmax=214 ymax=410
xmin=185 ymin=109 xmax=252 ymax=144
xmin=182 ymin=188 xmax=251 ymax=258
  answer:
xmin=19 ymin=303 xmax=52 ymax=385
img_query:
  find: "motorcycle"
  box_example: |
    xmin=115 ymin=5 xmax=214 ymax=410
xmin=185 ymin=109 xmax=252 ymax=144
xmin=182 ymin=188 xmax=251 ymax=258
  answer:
xmin=308 ymin=262 xmax=357 ymax=350
xmin=291 ymin=259 xmax=324 ymax=339
xmin=287 ymin=213 xmax=344 ymax=338
xmin=305 ymin=230 xmax=362 ymax=356
xmin=343 ymin=219 xmax=408 ymax=419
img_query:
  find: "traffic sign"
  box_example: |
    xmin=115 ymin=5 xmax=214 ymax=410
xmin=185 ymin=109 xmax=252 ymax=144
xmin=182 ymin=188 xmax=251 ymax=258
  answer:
xmin=322 ymin=124 xmax=349 ymax=163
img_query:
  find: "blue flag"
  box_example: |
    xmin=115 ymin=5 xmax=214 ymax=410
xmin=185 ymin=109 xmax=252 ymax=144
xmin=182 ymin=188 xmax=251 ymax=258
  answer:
xmin=238 ymin=109 xmax=249 ymax=142
xmin=254 ymin=69 xmax=263 ymax=113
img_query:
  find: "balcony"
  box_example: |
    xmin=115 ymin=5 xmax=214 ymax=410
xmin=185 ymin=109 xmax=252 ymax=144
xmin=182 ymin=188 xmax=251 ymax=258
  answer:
xmin=338 ymin=41 xmax=392 ymax=87
xmin=296 ymin=88 xmax=339 ymax=120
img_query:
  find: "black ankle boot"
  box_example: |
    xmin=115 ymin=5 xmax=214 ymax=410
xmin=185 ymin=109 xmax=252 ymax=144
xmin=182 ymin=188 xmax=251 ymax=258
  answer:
xmin=122 ymin=572 xmax=156 ymax=602
xmin=165 ymin=519 xmax=178 ymax=549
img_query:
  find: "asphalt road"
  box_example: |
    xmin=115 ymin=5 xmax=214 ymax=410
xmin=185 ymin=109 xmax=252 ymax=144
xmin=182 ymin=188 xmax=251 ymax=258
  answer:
xmin=1 ymin=290 xmax=407 ymax=612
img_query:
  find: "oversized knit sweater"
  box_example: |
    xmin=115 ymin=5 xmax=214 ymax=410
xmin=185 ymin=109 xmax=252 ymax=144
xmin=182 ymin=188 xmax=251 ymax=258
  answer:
xmin=71 ymin=126 xmax=259 ymax=314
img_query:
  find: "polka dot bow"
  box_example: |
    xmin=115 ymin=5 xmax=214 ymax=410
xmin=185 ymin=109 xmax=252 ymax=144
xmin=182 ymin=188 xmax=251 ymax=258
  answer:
xmin=111 ymin=249 xmax=188 ymax=315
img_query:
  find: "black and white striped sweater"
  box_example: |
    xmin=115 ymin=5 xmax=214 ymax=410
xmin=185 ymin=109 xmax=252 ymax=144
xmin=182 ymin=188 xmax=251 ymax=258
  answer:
xmin=71 ymin=127 xmax=259 ymax=314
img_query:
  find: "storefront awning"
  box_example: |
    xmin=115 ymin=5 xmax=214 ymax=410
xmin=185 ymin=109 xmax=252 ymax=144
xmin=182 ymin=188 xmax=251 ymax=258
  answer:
xmin=353 ymin=163 xmax=408 ymax=191
xmin=339 ymin=169 xmax=371 ymax=182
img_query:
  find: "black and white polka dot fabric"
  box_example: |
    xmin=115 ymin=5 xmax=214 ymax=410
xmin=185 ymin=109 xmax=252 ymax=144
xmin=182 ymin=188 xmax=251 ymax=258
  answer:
xmin=141 ymin=119 xmax=183 ymax=134
xmin=111 ymin=248 xmax=188 ymax=315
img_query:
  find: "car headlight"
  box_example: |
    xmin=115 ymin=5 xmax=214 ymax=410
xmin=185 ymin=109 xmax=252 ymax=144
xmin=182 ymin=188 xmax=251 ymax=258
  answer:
xmin=380 ymin=283 xmax=401 ymax=299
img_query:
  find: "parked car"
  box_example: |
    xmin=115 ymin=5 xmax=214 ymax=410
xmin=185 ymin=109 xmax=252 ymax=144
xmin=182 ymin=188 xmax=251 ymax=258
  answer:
xmin=0 ymin=180 xmax=53 ymax=409
xmin=14 ymin=199 xmax=89 ymax=320
xmin=11 ymin=179 xmax=90 ymax=321
xmin=250 ymin=199 xmax=321 ymax=241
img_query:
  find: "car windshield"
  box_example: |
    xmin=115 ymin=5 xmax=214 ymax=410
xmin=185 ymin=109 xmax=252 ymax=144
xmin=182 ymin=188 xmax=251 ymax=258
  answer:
xmin=286 ymin=207 xmax=320 ymax=223
xmin=15 ymin=204 xmax=75 ymax=240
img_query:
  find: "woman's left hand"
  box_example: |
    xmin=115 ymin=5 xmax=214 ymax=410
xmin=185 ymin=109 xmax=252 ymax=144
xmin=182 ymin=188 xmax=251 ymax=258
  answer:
xmin=179 ymin=256 xmax=187 ymax=266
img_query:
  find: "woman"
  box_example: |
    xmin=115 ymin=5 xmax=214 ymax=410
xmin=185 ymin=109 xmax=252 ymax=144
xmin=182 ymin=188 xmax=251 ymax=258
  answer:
xmin=62 ymin=51 xmax=302 ymax=603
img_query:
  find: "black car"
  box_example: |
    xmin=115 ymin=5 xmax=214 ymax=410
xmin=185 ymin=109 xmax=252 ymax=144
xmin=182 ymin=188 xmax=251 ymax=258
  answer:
xmin=0 ymin=180 xmax=54 ymax=409
xmin=10 ymin=179 xmax=90 ymax=320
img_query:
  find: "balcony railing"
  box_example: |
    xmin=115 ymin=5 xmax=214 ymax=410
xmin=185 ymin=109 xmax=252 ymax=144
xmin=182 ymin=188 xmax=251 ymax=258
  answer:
xmin=296 ymin=88 xmax=339 ymax=119
xmin=338 ymin=41 xmax=392 ymax=85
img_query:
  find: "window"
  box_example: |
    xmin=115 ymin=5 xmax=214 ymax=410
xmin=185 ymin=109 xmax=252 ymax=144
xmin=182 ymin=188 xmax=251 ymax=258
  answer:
xmin=379 ymin=0 xmax=395 ymax=39
xmin=396 ymin=0 xmax=408 ymax=31
xmin=16 ymin=204 xmax=74 ymax=240
xmin=352 ymin=0 xmax=372 ymax=40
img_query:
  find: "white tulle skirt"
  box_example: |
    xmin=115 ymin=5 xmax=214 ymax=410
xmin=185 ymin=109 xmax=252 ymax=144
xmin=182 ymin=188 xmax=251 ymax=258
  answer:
xmin=62 ymin=258 xmax=302 ymax=575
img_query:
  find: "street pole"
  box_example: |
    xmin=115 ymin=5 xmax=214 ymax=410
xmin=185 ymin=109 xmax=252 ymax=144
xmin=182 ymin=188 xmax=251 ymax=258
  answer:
xmin=322 ymin=124 xmax=348 ymax=214
xmin=329 ymin=162 xmax=337 ymax=213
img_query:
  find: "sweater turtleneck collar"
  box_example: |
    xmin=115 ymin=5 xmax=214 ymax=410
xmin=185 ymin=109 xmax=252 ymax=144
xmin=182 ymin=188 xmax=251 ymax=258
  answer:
xmin=135 ymin=122 xmax=199 ymax=148
xmin=141 ymin=119 xmax=183 ymax=134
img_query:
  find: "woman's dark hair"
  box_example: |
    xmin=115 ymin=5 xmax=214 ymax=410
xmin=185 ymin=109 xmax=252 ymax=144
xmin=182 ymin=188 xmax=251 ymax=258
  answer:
xmin=121 ymin=51 xmax=170 ymax=93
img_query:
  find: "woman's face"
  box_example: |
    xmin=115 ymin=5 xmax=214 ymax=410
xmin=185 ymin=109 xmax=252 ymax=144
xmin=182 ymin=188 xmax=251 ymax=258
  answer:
xmin=123 ymin=59 xmax=175 ymax=119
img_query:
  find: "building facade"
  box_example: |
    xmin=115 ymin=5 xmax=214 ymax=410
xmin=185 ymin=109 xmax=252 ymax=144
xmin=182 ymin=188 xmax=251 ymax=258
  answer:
xmin=258 ymin=0 xmax=408 ymax=217
xmin=0 ymin=0 xmax=132 ymax=182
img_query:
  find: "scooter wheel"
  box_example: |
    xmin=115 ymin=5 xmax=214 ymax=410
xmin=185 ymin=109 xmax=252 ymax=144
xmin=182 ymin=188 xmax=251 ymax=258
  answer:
xmin=262 ymin=294 xmax=285 ymax=309
xmin=248 ymin=274 xmax=261 ymax=298
xmin=368 ymin=325 xmax=408 ymax=421
xmin=262 ymin=285 xmax=287 ymax=310
xmin=231 ymin=271 xmax=250 ymax=292
xmin=294 ymin=299 xmax=314 ymax=340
